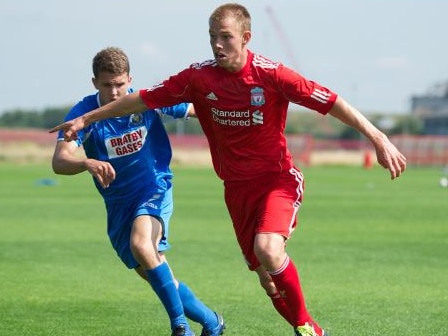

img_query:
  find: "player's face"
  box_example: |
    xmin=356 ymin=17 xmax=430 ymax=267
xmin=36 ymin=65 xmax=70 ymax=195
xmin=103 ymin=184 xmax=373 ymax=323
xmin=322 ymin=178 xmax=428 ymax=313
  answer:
xmin=209 ymin=15 xmax=250 ymax=72
xmin=92 ymin=72 xmax=131 ymax=106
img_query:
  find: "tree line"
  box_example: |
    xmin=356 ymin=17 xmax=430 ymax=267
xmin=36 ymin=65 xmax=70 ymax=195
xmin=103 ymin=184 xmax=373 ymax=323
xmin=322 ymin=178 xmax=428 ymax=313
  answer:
xmin=0 ymin=107 xmax=69 ymax=130
xmin=0 ymin=106 xmax=204 ymax=135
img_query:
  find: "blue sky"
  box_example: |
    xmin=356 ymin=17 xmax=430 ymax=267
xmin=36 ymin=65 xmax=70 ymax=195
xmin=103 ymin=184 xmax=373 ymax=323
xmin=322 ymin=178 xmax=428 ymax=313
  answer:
xmin=0 ymin=0 xmax=446 ymax=114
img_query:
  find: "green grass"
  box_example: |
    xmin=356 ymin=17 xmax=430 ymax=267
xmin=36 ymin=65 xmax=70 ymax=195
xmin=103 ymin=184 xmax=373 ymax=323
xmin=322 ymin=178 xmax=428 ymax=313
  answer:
xmin=0 ymin=163 xmax=447 ymax=335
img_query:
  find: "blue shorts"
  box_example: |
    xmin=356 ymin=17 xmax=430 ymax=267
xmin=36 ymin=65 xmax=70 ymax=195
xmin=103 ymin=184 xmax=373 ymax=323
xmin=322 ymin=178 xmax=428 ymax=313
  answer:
xmin=105 ymin=187 xmax=173 ymax=269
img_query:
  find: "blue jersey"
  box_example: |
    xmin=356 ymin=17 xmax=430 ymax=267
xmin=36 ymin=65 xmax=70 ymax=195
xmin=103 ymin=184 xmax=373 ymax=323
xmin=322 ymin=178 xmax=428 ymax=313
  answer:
xmin=58 ymin=89 xmax=189 ymax=203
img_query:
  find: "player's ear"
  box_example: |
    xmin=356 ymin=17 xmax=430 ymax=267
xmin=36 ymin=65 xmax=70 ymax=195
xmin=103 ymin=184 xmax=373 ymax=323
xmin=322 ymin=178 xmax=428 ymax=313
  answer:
xmin=242 ymin=31 xmax=251 ymax=45
xmin=92 ymin=77 xmax=99 ymax=90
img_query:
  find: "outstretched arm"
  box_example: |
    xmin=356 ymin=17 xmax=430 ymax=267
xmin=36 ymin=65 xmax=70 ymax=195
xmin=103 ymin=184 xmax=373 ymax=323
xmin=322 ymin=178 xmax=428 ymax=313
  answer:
xmin=328 ymin=96 xmax=406 ymax=180
xmin=49 ymin=92 xmax=147 ymax=141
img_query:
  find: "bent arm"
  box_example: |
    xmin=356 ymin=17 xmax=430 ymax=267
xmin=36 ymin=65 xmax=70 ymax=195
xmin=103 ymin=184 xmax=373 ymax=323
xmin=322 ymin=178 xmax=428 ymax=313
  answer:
xmin=52 ymin=141 xmax=88 ymax=175
xmin=52 ymin=141 xmax=116 ymax=188
xmin=328 ymin=96 xmax=406 ymax=179
xmin=328 ymin=96 xmax=385 ymax=143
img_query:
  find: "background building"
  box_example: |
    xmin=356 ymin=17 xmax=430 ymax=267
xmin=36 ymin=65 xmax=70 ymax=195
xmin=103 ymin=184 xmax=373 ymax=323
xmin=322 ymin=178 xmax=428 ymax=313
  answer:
xmin=411 ymin=81 xmax=448 ymax=135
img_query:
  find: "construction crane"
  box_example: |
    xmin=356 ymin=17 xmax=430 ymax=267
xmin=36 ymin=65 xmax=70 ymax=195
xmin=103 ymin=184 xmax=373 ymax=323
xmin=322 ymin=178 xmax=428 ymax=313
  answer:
xmin=265 ymin=6 xmax=299 ymax=70
xmin=265 ymin=6 xmax=335 ymax=137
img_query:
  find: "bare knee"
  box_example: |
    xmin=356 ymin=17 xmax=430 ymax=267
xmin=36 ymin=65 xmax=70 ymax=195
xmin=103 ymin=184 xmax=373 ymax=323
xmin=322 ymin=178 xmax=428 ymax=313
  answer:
xmin=254 ymin=233 xmax=287 ymax=271
xmin=131 ymin=237 xmax=155 ymax=257
xmin=130 ymin=216 xmax=163 ymax=269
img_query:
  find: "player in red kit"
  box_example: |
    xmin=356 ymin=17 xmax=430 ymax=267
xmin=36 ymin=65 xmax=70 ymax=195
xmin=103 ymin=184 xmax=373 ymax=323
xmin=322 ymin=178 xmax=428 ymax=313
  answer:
xmin=50 ymin=3 xmax=406 ymax=335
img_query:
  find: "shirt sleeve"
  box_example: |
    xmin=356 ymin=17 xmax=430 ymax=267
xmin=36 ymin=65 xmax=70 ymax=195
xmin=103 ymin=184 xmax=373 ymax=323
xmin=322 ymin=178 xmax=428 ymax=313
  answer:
xmin=156 ymin=103 xmax=190 ymax=120
xmin=139 ymin=66 xmax=194 ymax=110
xmin=277 ymin=65 xmax=338 ymax=115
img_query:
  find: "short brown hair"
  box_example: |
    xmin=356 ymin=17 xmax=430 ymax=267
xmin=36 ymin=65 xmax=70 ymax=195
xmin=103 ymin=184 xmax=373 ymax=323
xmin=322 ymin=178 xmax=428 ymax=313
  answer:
xmin=92 ymin=47 xmax=130 ymax=77
xmin=209 ymin=3 xmax=251 ymax=33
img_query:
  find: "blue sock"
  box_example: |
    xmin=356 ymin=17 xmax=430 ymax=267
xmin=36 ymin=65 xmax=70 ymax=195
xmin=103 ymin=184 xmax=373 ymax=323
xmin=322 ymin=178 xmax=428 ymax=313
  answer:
xmin=178 ymin=282 xmax=218 ymax=331
xmin=146 ymin=263 xmax=188 ymax=330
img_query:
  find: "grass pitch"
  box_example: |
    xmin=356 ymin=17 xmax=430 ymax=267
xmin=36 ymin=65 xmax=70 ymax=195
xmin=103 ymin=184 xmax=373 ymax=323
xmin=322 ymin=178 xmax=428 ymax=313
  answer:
xmin=0 ymin=163 xmax=446 ymax=335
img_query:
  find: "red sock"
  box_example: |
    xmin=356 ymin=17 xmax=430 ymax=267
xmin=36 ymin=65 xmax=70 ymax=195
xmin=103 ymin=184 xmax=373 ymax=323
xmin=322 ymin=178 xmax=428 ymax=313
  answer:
xmin=268 ymin=291 xmax=293 ymax=326
xmin=269 ymin=256 xmax=311 ymax=326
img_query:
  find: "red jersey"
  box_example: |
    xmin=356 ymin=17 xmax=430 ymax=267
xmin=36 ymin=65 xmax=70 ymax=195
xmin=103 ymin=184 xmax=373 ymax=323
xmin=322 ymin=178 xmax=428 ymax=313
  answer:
xmin=140 ymin=50 xmax=337 ymax=182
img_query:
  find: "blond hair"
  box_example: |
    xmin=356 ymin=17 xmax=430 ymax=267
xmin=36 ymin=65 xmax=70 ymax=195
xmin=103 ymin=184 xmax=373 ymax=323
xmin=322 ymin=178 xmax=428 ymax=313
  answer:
xmin=209 ymin=3 xmax=251 ymax=33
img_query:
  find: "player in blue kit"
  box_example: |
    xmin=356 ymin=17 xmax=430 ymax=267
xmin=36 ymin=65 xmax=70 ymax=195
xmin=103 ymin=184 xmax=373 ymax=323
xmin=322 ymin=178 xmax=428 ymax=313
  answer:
xmin=51 ymin=47 xmax=224 ymax=336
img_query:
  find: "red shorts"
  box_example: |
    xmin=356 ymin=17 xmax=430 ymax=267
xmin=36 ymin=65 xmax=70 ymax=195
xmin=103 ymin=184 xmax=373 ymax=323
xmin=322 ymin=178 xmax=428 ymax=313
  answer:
xmin=224 ymin=167 xmax=305 ymax=270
